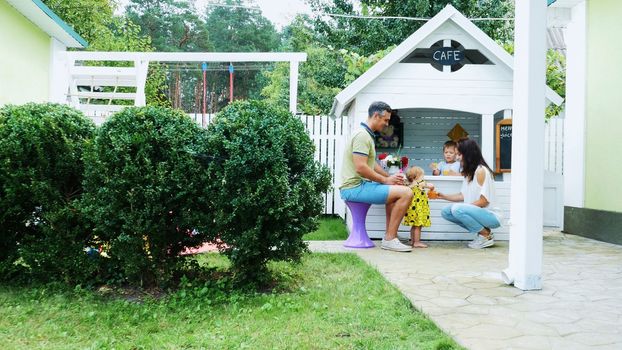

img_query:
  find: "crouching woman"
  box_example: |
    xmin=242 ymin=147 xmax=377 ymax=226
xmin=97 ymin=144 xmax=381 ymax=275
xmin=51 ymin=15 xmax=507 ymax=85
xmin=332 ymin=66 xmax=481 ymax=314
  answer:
xmin=436 ymin=139 xmax=502 ymax=249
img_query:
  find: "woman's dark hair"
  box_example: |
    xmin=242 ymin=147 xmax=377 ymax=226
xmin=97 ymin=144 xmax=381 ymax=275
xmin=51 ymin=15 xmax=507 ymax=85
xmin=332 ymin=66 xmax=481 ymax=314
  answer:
xmin=458 ymin=138 xmax=493 ymax=182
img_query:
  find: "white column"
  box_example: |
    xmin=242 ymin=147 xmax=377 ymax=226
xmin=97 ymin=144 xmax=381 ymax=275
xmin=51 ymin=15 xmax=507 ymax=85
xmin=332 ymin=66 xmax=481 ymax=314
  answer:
xmin=49 ymin=39 xmax=69 ymax=104
xmin=134 ymin=59 xmax=149 ymax=106
xmin=503 ymin=0 xmax=547 ymax=291
xmin=563 ymin=2 xmax=587 ymax=209
xmin=289 ymin=61 xmax=299 ymax=114
xmin=481 ymin=114 xmax=494 ymax=167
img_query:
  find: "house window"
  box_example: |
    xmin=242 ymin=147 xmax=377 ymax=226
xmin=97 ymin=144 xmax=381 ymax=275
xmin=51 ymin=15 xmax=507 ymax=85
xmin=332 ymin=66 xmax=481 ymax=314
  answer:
xmin=400 ymin=40 xmax=493 ymax=72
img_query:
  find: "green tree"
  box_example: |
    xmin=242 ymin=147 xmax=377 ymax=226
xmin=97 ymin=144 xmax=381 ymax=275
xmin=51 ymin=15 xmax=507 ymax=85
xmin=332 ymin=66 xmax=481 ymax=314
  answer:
xmin=263 ymin=14 xmax=399 ymax=115
xmin=203 ymin=100 xmax=331 ymax=285
xmin=125 ymin=0 xmax=213 ymax=111
xmin=262 ymin=45 xmax=345 ymax=115
xmin=42 ymin=0 xmax=152 ymax=51
xmin=43 ymin=0 xmax=169 ymax=107
xmin=42 ymin=0 xmax=115 ymax=46
xmin=204 ymin=0 xmax=279 ymax=52
xmin=504 ymin=43 xmax=566 ymax=120
xmin=82 ymin=107 xmax=212 ymax=286
xmin=126 ymin=0 xmax=211 ymax=52
xmin=202 ymin=0 xmax=281 ymax=107
xmin=0 ymin=104 xmax=96 ymax=282
xmin=307 ymin=0 xmax=514 ymax=56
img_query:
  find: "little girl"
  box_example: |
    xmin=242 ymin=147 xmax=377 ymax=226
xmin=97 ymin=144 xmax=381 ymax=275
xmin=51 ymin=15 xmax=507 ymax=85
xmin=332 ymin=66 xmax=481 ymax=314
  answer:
xmin=403 ymin=166 xmax=434 ymax=248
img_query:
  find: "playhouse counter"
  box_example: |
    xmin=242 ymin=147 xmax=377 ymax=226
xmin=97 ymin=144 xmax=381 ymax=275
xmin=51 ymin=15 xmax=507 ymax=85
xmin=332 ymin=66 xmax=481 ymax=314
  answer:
xmin=358 ymin=175 xmax=511 ymax=241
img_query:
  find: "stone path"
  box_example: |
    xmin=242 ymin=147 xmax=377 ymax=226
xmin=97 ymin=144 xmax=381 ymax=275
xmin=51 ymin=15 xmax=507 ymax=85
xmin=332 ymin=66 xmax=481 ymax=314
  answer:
xmin=308 ymin=231 xmax=622 ymax=350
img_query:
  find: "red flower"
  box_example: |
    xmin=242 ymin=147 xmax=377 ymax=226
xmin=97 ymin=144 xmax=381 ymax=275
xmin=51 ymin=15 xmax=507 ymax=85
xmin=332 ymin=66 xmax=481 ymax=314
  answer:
xmin=401 ymin=156 xmax=409 ymax=168
xmin=378 ymin=153 xmax=388 ymax=160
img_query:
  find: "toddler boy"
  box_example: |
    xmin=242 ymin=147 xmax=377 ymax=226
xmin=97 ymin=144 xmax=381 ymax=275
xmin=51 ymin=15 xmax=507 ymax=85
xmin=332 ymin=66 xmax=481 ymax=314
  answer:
xmin=430 ymin=140 xmax=461 ymax=176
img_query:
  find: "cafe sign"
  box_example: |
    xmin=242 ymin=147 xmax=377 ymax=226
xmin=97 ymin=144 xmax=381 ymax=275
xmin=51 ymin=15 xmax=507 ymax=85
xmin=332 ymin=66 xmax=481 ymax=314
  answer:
xmin=432 ymin=47 xmax=464 ymax=65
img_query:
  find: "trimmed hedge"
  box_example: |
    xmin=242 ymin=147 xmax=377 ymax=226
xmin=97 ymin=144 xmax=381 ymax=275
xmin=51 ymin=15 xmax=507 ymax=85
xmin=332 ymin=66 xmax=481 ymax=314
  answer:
xmin=204 ymin=100 xmax=331 ymax=284
xmin=82 ymin=106 xmax=213 ymax=286
xmin=0 ymin=103 xmax=96 ymax=282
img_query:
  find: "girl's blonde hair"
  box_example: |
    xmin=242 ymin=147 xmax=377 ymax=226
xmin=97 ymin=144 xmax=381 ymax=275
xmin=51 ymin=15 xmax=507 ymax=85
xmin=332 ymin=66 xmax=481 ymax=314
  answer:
xmin=406 ymin=166 xmax=425 ymax=182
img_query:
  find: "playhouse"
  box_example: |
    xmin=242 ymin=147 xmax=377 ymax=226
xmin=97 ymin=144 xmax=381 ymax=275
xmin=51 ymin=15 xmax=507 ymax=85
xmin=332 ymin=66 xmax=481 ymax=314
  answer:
xmin=331 ymin=5 xmax=563 ymax=240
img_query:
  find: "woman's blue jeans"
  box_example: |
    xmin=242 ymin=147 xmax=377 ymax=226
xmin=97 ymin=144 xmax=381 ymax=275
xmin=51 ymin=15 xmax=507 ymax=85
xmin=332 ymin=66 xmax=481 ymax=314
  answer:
xmin=441 ymin=203 xmax=500 ymax=234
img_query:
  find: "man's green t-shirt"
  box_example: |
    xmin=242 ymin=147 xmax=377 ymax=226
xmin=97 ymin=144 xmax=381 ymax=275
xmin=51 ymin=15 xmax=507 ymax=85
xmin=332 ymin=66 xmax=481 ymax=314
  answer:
xmin=340 ymin=125 xmax=377 ymax=190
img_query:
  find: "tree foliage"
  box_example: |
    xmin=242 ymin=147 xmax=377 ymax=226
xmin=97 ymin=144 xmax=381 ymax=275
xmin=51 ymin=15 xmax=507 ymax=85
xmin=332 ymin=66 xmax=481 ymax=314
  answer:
xmin=307 ymin=0 xmax=514 ymax=56
xmin=126 ymin=0 xmax=211 ymax=52
xmin=203 ymin=100 xmax=331 ymax=285
xmin=504 ymin=43 xmax=566 ymax=120
xmin=0 ymin=104 xmax=96 ymax=282
xmin=82 ymin=107 xmax=212 ymax=286
xmin=262 ymin=45 xmax=346 ymax=115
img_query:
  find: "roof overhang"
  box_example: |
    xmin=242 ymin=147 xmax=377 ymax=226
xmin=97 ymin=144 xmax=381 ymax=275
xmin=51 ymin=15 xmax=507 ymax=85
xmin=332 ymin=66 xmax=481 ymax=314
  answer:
xmin=6 ymin=0 xmax=87 ymax=48
xmin=548 ymin=0 xmax=585 ymax=8
xmin=330 ymin=4 xmax=564 ymax=118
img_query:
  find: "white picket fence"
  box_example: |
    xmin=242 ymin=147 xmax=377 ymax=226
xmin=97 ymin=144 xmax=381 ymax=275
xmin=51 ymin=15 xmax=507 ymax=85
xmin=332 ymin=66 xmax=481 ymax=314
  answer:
xmin=298 ymin=115 xmax=348 ymax=218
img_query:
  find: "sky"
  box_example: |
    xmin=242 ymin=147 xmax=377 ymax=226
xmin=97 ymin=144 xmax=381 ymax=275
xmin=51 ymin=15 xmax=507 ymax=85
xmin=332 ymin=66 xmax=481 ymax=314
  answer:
xmin=115 ymin=0 xmax=313 ymax=29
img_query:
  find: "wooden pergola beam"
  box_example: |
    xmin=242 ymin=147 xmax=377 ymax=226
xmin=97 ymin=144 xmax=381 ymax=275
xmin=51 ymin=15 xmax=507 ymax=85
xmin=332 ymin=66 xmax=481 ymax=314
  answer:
xmin=65 ymin=51 xmax=307 ymax=114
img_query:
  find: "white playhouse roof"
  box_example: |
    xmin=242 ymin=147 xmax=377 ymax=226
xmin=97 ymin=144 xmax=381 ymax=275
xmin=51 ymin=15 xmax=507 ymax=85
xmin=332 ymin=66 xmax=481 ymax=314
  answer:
xmin=330 ymin=4 xmax=563 ymax=118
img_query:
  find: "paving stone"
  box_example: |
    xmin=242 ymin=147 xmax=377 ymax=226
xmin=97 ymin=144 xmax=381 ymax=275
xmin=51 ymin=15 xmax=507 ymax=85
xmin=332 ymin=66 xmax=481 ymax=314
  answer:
xmin=460 ymin=337 xmax=510 ymax=350
xmin=564 ymin=332 xmax=622 ymax=346
xmin=466 ymin=294 xmax=499 ymax=305
xmin=515 ymin=293 xmax=561 ymax=304
xmin=550 ymin=337 xmax=595 ymax=350
xmin=524 ymin=310 xmax=581 ymax=324
xmin=507 ymin=335 xmax=552 ymax=349
xmin=513 ymin=321 xmax=559 ymax=337
xmin=546 ymin=322 xmax=585 ymax=336
xmin=454 ymin=304 xmax=492 ymax=315
xmin=427 ymin=296 xmax=471 ymax=308
xmin=432 ymin=313 xmax=483 ymax=330
xmin=460 ymin=323 xmax=522 ymax=340
xmin=438 ymin=289 xmax=473 ymax=300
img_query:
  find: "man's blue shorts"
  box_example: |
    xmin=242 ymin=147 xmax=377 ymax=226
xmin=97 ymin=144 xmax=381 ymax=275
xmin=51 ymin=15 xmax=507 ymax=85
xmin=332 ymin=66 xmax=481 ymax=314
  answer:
xmin=339 ymin=181 xmax=390 ymax=204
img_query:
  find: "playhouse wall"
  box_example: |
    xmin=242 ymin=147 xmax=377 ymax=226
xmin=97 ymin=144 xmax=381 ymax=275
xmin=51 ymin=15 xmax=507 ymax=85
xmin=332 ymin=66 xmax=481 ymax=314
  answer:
xmin=0 ymin=0 xmax=51 ymax=106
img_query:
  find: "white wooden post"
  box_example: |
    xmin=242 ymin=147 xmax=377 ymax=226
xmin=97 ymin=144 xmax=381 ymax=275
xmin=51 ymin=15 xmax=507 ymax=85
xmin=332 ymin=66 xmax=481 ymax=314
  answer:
xmin=289 ymin=61 xmax=299 ymax=114
xmin=503 ymin=0 xmax=547 ymax=291
xmin=563 ymin=2 xmax=587 ymax=208
xmin=49 ymin=39 xmax=69 ymax=104
xmin=481 ymin=114 xmax=494 ymax=166
xmin=134 ymin=59 xmax=149 ymax=107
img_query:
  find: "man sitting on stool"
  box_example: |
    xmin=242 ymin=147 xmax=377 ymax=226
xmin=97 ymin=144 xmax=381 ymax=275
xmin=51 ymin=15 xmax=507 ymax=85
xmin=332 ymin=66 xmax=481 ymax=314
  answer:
xmin=339 ymin=101 xmax=413 ymax=252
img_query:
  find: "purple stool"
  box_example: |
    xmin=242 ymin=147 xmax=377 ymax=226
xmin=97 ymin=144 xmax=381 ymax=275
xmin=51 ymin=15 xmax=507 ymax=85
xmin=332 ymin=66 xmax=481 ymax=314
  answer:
xmin=344 ymin=201 xmax=375 ymax=248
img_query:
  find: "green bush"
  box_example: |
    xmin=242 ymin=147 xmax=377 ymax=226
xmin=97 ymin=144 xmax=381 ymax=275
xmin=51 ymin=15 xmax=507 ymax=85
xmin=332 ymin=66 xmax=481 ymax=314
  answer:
xmin=204 ymin=100 xmax=331 ymax=285
xmin=82 ymin=107 xmax=212 ymax=286
xmin=0 ymin=103 xmax=96 ymax=282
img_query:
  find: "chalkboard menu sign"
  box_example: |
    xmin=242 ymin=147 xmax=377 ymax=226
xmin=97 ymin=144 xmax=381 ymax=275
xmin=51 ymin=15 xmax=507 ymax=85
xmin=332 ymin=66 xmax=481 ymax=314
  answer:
xmin=496 ymin=119 xmax=512 ymax=173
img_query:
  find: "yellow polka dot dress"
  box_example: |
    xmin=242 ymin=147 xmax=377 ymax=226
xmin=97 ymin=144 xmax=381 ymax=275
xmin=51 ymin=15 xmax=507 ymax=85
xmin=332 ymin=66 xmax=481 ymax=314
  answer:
xmin=403 ymin=182 xmax=431 ymax=227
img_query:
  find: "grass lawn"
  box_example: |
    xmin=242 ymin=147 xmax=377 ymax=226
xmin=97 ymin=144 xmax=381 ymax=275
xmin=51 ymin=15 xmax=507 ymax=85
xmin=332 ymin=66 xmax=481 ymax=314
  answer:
xmin=0 ymin=253 xmax=462 ymax=349
xmin=303 ymin=216 xmax=348 ymax=240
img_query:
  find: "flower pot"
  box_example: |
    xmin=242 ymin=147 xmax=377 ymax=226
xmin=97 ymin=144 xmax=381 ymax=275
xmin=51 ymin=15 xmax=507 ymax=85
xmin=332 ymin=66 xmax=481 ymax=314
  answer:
xmin=387 ymin=165 xmax=400 ymax=175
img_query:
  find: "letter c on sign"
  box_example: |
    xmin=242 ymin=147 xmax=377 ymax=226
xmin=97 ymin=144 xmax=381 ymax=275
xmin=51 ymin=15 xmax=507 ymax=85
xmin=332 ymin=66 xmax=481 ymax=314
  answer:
xmin=433 ymin=51 xmax=441 ymax=61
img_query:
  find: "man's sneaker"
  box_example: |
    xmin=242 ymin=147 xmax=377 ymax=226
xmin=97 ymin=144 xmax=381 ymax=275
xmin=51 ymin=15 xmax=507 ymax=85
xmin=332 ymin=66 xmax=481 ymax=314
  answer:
xmin=468 ymin=233 xmax=495 ymax=249
xmin=381 ymin=238 xmax=412 ymax=252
